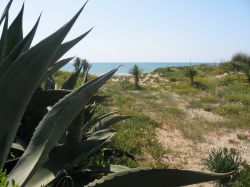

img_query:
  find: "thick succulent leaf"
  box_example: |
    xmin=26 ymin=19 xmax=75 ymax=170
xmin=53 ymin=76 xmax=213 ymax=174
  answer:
xmin=0 ymin=0 xmax=13 ymax=26
xmin=0 ymin=4 xmax=86 ymax=169
xmin=67 ymin=109 xmax=85 ymax=143
xmin=87 ymin=129 xmax=116 ymax=141
xmin=87 ymin=165 xmax=130 ymax=174
xmin=86 ymin=168 xmax=233 ymax=187
xmin=82 ymin=64 xmax=92 ymax=84
xmin=0 ymin=3 xmax=85 ymax=138
xmin=8 ymin=68 xmax=118 ymax=186
xmin=0 ymin=11 xmax=8 ymax=62
xmin=25 ymin=139 xmax=110 ymax=187
xmin=41 ymin=57 xmax=74 ymax=82
xmin=51 ymin=28 xmax=92 ymax=65
xmin=88 ymin=115 xmax=132 ymax=134
xmin=23 ymin=90 xmax=71 ymax=123
xmin=44 ymin=76 xmax=55 ymax=90
xmin=83 ymin=110 xmax=121 ymax=132
xmin=0 ymin=15 xmax=41 ymax=77
xmin=5 ymin=3 xmax=24 ymax=56
xmin=61 ymin=64 xmax=82 ymax=89
xmin=0 ymin=123 xmax=19 ymax=168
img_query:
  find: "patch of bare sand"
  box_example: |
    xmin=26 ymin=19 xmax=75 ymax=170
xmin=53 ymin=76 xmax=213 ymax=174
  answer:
xmin=156 ymin=93 xmax=249 ymax=187
xmin=173 ymin=93 xmax=224 ymax=123
xmin=157 ymin=127 xmax=250 ymax=187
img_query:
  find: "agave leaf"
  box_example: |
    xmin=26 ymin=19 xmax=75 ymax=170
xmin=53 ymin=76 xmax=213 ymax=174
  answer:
xmin=44 ymin=76 xmax=55 ymax=90
xmin=0 ymin=15 xmax=41 ymax=77
xmin=83 ymin=110 xmax=121 ymax=132
xmin=41 ymin=57 xmax=74 ymax=82
xmin=8 ymin=68 xmax=118 ymax=186
xmin=61 ymin=64 xmax=82 ymax=89
xmin=82 ymin=64 xmax=92 ymax=84
xmin=67 ymin=109 xmax=85 ymax=143
xmin=86 ymin=168 xmax=233 ymax=187
xmin=0 ymin=0 xmax=13 ymax=26
xmin=87 ymin=129 xmax=116 ymax=141
xmin=88 ymin=115 xmax=132 ymax=134
xmin=88 ymin=165 xmax=131 ymax=174
xmin=5 ymin=3 xmax=24 ymax=56
xmin=23 ymin=90 xmax=71 ymax=123
xmin=25 ymin=138 xmax=111 ymax=187
xmin=0 ymin=4 xmax=86 ymax=168
xmin=51 ymin=28 xmax=92 ymax=65
xmin=0 ymin=10 xmax=8 ymax=62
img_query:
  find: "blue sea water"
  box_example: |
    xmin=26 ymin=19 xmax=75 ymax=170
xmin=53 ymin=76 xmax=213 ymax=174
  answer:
xmin=61 ymin=62 xmax=217 ymax=76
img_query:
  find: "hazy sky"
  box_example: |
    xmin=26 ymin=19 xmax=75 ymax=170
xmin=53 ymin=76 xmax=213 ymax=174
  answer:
xmin=1 ymin=0 xmax=250 ymax=62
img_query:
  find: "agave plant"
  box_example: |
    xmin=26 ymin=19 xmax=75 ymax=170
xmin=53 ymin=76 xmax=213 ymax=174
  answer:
xmin=0 ymin=1 xmax=232 ymax=187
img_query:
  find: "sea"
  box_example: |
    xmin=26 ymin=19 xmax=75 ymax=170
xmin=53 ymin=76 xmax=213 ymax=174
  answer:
xmin=61 ymin=62 xmax=217 ymax=76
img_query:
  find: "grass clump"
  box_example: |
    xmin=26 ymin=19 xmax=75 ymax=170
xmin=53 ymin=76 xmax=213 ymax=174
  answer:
xmin=203 ymin=147 xmax=243 ymax=186
xmin=216 ymin=104 xmax=244 ymax=116
xmin=166 ymin=107 xmax=185 ymax=117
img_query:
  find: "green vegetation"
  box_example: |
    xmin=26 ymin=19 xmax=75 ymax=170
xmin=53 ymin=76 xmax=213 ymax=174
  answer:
xmin=0 ymin=1 xmax=232 ymax=187
xmin=185 ymin=65 xmax=197 ymax=84
xmin=0 ymin=170 xmax=18 ymax=187
xmin=233 ymin=162 xmax=250 ymax=187
xmin=203 ymin=148 xmax=250 ymax=187
xmin=129 ymin=65 xmax=143 ymax=89
xmin=231 ymin=52 xmax=250 ymax=83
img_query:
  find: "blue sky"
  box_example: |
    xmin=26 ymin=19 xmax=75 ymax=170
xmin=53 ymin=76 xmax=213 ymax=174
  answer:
xmin=1 ymin=0 xmax=250 ymax=62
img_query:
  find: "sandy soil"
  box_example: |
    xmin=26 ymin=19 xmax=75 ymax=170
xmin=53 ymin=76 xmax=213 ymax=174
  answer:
xmin=112 ymin=72 xmax=250 ymax=187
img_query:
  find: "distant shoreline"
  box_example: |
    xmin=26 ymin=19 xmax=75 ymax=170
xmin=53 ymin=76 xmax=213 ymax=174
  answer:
xmin=61 ymin=62 xmax=217 ymax=76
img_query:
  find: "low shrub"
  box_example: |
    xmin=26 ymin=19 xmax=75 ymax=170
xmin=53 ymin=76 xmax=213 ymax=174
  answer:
xmin=216 ymin=104 xmax=244 ymax=116
xmin=200 ymin=95 xmax=220 ymax=103
xmin=233 ymin=162 xmax=250 ymax=187
xmin=225 ymin=94 xmax=250 ymax=106
xmin=191 ymin=81 xmax=207 ymax=90
xmin=203 ymin=147 xmax=243 ymax=186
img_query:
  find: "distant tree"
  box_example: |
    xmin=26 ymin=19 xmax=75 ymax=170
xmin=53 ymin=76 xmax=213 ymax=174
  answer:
xmin=231 ymin=52 xmax=250 ymax=83
xmin=129 ymin=65 xmax=143 ymax=89
xmin=185 ymin=65 xmax=197 ymax=84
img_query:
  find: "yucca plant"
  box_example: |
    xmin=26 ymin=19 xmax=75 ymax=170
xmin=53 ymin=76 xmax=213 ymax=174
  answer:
xmin=185 ymin=65 xmax=197 ymax=84
xmin=0 ymin=1 xmax=233 ymax=186
xmin=129 ymin=65 xmax=142 ymax=89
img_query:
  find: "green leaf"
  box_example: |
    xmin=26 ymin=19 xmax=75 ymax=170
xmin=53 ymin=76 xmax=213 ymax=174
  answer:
xmin=0 ymin=4 xmax=86 ymax=168
xmin=23 ymin=90 xmax=71 ymax=123
xmin=0 ymin=10 xmax=9 ymax=62
xmin=51 ymin=28 xmax=92 ymax=65
xmin=83 ymin=110 xmax=122 ymax=132
xmin=5 ymin=3 xmax=24 ymax=56
xmin=44 ymin=76 xmax=55 ymax=90
xmin=0 ymin=0 xmax=13 ymax=26
xmin=86 ymin=168 xmax=233 ymax=187
xmin=8 ymin=68 xmax=118 ymax=186
xmin=88 ymin=115 xmax=132 ymax=134
xmin=87 ymin=129 xmax=116 ymax=141
xmin=25 ymin=139 xmax=110 ymax=187
xmin=41 ymin=57 xmax=74 ymax=82
xmin=61 ymin=63 xmax=82 ymax=89
xmin=0 ymin=15 xmax=41 ymax=78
